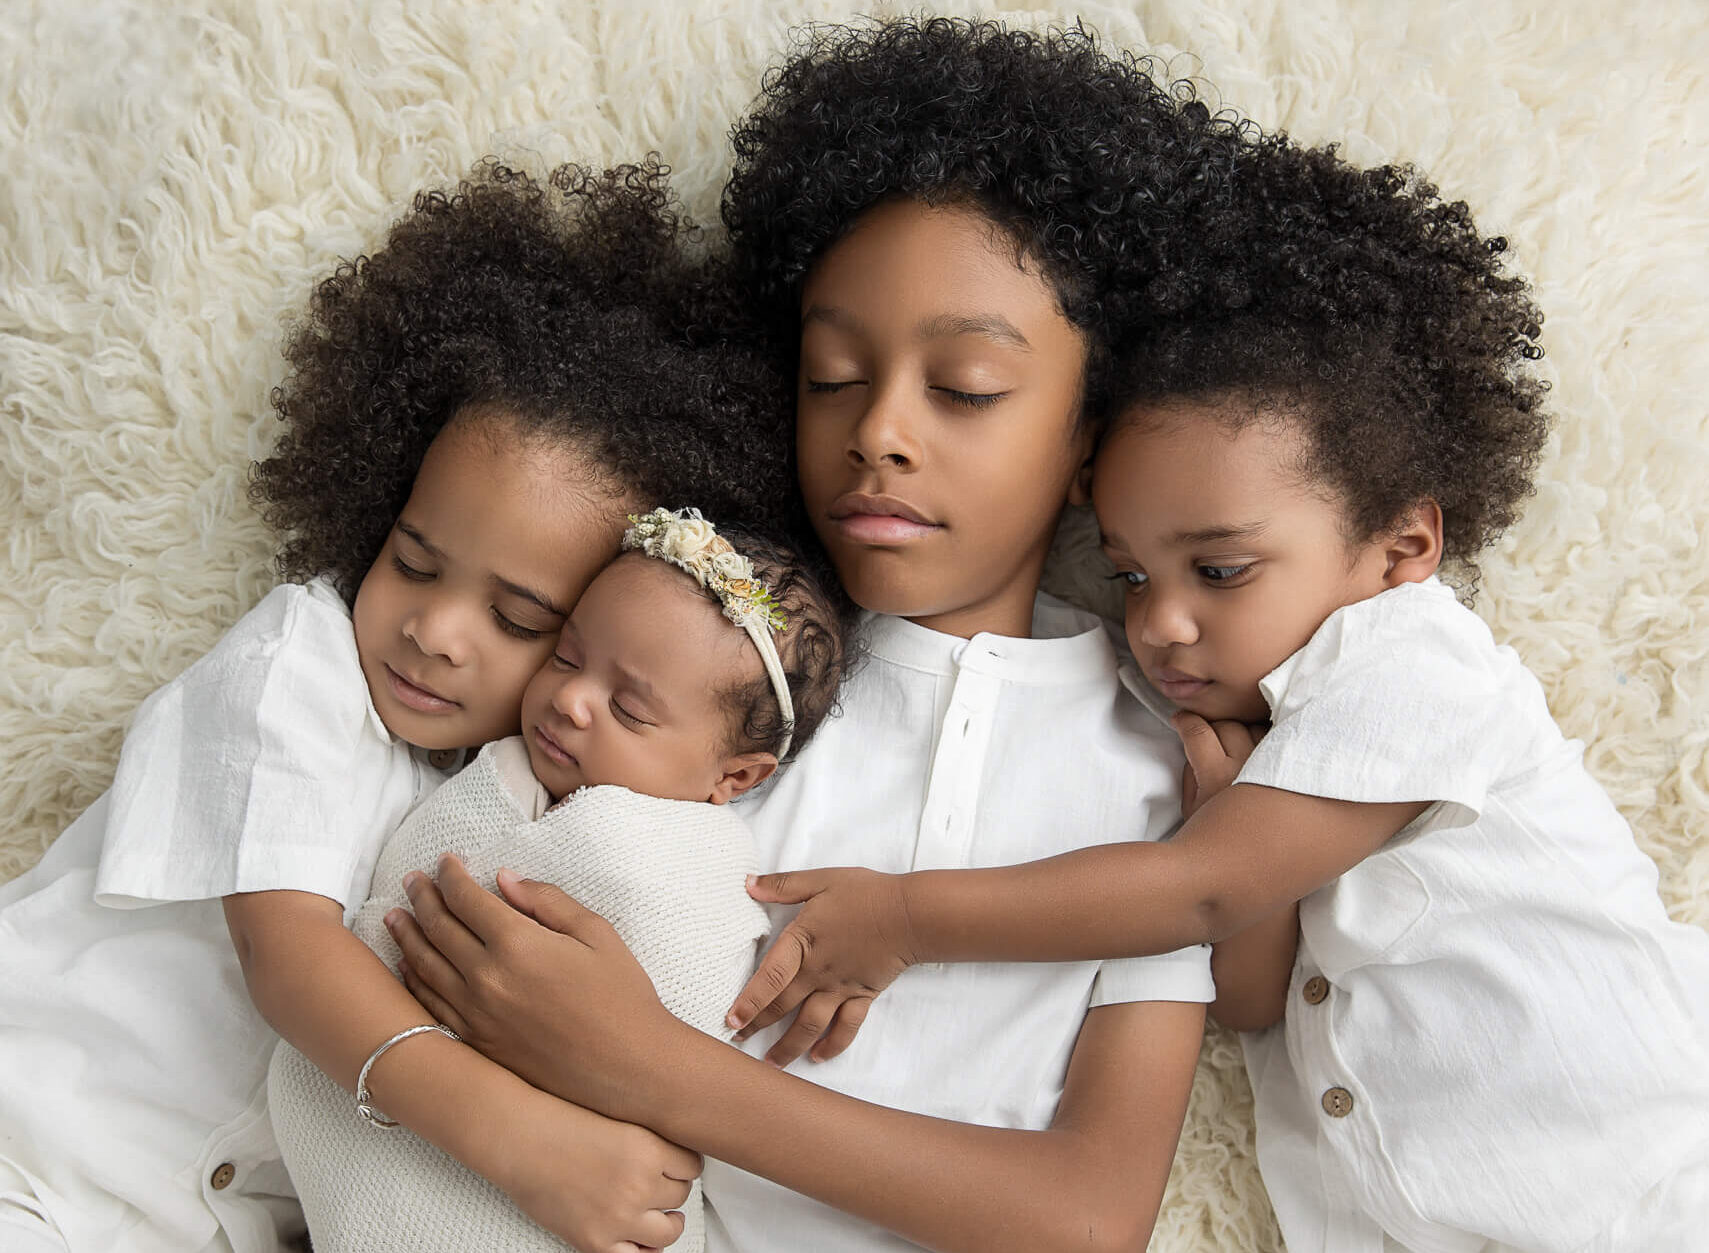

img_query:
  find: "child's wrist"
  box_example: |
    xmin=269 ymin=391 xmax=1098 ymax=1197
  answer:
xmin=896 ymin=870 xmax=938 ymax=964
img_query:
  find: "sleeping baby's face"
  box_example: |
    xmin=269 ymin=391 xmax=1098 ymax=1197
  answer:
xmin=519 ymin=554 xmax=777 ymax=805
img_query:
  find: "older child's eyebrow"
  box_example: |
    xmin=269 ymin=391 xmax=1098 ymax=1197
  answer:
xmin=395 ymin=521 xmax=442 ymax=556
xmin=916 ymin=312 xmax=1031 ymax=350
xmin=492 ymin=576 xmax=568 ymax=620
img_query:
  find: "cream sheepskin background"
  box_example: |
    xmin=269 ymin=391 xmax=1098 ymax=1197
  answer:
xmin=2 ymin=0 xmax=1705 ymax=1248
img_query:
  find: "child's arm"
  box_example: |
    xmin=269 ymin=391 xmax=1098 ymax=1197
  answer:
xmin=224 ymin=889 xmax=699 ymax=1253
xmin=728 ymin=713 xmax=1422 ymax=1053
xmin=393 ymin=863 xmax=1205 ymax=1253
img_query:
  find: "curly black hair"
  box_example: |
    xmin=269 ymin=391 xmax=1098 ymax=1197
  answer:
xmin=720 ymin=16 xmax=1259 ymax=427
xmin=1110 ymin=135 xmax=1552 ymax=584
xmin=637 ymin=522 xmax=850 ymax=763
xmin=251 ymin=159 xmax=802 ymax=602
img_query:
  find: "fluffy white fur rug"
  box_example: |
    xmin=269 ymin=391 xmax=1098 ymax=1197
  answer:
xmin=3 ymin=1 xmax=1705 ymax=1248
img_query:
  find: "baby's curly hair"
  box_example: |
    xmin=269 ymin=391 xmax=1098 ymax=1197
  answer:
xmin=1113 ymin=136 xmax=1552 ymax=586
xmin=251 ymin=159 xmax=799 ymax=602
xmin=720 ymin=16 xmax=1258 ymax=427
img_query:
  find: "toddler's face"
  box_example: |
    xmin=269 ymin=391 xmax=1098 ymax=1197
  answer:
xmin=793 ymin=198 xmax=1092 ymax=638
xmin=520 ymin=554 xmax=773 ymax=804
xmin=1093 ymin=406 xmax=1422 ymax=722
xmin=352 ymin=416 xmax=625 ymax=751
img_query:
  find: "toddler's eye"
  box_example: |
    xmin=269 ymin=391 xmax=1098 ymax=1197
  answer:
xmin=491 ymin=609 xmax=542 ymax=641
xmin=390 ymin=555 xmax=433 ymax=582
xmin=1199 ymin=563 xmax=1252 ymax=584
xmin=937 ymin=387 xmax=1005 ymax=410
xmin=1105 ymin=570 xmax=1148 ymax=590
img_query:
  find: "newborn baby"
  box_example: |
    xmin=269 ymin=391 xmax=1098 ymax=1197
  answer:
xmin=269 ymin=510 xmax=849 ymax=1253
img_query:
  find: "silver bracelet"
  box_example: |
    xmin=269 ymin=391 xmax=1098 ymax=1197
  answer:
xmin=355 ymin=1023 xmax=460 ymax=1128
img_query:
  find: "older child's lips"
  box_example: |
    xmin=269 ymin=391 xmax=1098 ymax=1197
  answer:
xmin=385 ymin=664 xmax=460 ymax=713
xmin=828 ymin=492 xmax=941 ymax=545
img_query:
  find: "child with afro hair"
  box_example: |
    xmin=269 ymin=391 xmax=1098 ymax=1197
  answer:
xmin=730 ymin=129 xmax=1709 ymax=1252
xmin=0 ymin=158 xmax=836 ymax=1253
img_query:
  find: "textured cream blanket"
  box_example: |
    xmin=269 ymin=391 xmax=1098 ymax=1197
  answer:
xmin=3 ymin=2 xmax=1705 ymax=1247
xmin=269 ymin=738 xmax=768 ymax=1252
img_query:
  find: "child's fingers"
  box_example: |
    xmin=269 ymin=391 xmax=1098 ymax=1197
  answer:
xmin=762 ymin=990 xmax=845 ymax=1067
xmin=401 ymin=867 xmax=486 ymax=967
xmin=1170 ymin=711 xmax=1226 ymax=774
xmin=1209 ymin=719 xmax=1260 ymax=759
xmin=397 ymin=957 xmax=469 ymax=1039
xmin=727 ymin=928 xmax=807 ymax=1031
xmin=495 ymin=867 xmax=606 ymax=948
xmin=746 ymin=869 xmax=833 ymax=904
xmin=808 ymin=995 xmax=873 ymax=1063
xmin=386 ymin=905 xmax=470 ymax=998
xmin=659 ymin=1144 xmax=704 ymax=1184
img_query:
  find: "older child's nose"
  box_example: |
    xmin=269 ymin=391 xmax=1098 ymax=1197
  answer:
xmin=403 ymin=598 xmax=474 ymax=665
xmin=846 ymin=383 xmax=921 ymax=470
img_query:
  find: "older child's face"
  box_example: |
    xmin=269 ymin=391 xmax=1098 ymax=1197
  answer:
xmin=352 ymin=416 xmax=625 ymax=751
xmin=1094 ymin=407 xmax=1414 ymax=722
xmin=794 ymin=198 xmax=1092 ymax=639
xmin=520 ymin=555 xmax=774 ymax=804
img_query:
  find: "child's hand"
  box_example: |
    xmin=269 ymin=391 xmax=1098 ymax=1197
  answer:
xmin=725 ymin=867 xmax=917 ymax=1067
xmin=490 ymin=1085 xmax=700 ymax=1253
xmin=1171 ymin=712 xmax=1266 ymax=818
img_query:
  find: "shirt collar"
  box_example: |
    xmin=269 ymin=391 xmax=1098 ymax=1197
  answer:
xmin=860 ymin=593 xmax=1117 ymax=684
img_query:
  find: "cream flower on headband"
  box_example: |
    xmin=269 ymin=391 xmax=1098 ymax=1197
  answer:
xmin=622 ymin=508 xmax=788 ymax=633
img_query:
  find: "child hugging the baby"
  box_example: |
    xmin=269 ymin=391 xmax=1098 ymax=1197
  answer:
xmin=271 ymin=508 xmax=848 ymax=1253
xmin=0 ymin=159 xmax=820 ymax=1253
xmin=728 ymin=129 xmax=1709 ymax=1249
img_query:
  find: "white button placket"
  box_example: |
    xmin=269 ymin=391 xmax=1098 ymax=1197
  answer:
xmin=911 ymin=642 xmax=1003 ymax=873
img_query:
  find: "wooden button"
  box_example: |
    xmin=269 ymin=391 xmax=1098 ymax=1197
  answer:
xmin=1302 ymin=975 xmax=1330 ymax=1005
xmin=210 ymin=1162 xmax=237 ymax=1190
xmin=1321 ymin=1087 xmax=1354 ymax=1118
xmin=427 ymin=748 xmax=458 ymax=770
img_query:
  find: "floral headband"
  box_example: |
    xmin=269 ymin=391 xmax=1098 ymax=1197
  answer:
xmin=622 ymin=507 xmax=795 ymax=758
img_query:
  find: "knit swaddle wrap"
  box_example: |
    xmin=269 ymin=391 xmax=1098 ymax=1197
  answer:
xmin=268 ymin=737 xmax=770 ymax=1252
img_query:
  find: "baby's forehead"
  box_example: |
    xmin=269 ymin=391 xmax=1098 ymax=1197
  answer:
xmin=576 ymin=554 xmax=757 ymax=681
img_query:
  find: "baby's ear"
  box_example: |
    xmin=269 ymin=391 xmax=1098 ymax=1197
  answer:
xmin=707 ymin=753 xmax=778 ymax=805
xmin=1383 ymin=500 xmax=1445 ymax=587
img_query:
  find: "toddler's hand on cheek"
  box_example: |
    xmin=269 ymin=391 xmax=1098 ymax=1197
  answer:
xmin=1172 ymin=713 xmax=1267 ymax=818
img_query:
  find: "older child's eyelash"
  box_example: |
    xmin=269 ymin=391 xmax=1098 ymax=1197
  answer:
xmin=938 ymin=387 xmax=1006 ymax=410
xmin=490 ymin=609 xmax=542 ymax=641
xmin=804 ymin=379 xmax=857 ymax=394
xmin=390 ymin=554 xmax=432 ymax=581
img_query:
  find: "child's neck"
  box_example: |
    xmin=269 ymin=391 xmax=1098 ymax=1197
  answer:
xmin=904 ymin=579 xmax=1042 ymax=641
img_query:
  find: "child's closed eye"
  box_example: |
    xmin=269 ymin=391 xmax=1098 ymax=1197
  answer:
xmin=491 ymin=609 xmax=543 ymax=641
xmin=391 ymin=554 xmax=433 ymax=582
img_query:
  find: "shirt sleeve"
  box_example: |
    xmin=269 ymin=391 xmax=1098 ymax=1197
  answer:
xmin=1235 ymin=581 xmax=1515 ymax=828
xmin=93 ymin=581 xmax=404 ymax=909
xmin=1089 ymin=944 xmax=1216 ymax=1006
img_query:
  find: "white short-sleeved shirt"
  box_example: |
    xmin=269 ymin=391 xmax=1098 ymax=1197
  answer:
xmin=1235 ymin=577 xmax=1709 ymax=1253
xmin=0 ymin=580 xmax=446 ymax=1253
xmin=703 ymin=597 xmax=1215 ymax=1253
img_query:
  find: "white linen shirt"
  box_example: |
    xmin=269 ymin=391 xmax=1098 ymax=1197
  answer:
xmin=0 ymin=580 xmax=447 ymax=1253
xmin=703 ymin=597 xmax=1215 ymax=1253
xmin=1236 ymin=578 xmax=1709 ymax=1253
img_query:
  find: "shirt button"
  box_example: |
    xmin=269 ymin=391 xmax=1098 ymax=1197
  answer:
xmin=210 ymin=1162 xmax=237 ymax=1190
xmin=1302 ymin=975 xmax=1330 ymax=1005
xmin=1321 ymin=1087 xmax=1355 ymax=1118
xmin=427 ymin=748 xmax=457 ymax=770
